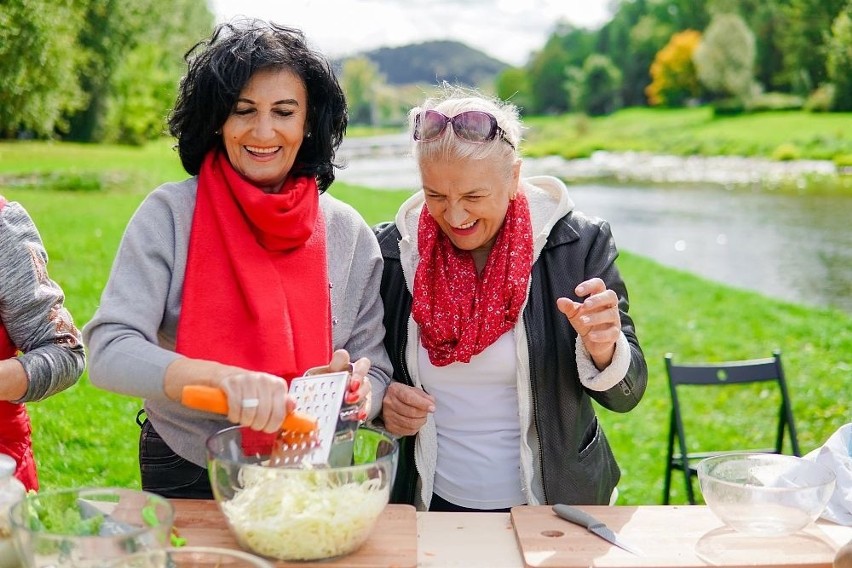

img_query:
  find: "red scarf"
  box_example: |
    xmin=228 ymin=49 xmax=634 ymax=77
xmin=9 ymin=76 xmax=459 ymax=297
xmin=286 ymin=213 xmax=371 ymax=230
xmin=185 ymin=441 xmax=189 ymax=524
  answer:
xmin=412 ymin=193 xmax=533 ymax=366
xmin=0 ymin=196 xmax=38 ymax=490
xmin=176 ymin=150 xmax=332 ymax=382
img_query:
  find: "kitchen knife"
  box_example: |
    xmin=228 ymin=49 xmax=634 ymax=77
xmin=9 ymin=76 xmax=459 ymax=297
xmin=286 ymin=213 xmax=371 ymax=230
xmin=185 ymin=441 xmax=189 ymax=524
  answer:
xmin=552 ymin=504 xmax=644 ymax=556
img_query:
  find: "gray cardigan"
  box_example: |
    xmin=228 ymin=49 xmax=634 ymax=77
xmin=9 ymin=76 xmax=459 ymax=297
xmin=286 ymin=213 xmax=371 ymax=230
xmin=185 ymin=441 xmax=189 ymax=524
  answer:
xmin=83 ymin=178 xmax=392 ymax=467
xmin=0 ymin=199 xmax=85 ymax=402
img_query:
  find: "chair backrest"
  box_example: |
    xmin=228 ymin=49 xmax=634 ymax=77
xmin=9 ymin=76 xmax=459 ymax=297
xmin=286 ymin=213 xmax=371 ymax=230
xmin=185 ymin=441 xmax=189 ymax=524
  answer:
xmin=665 ymin=350 xmax=801 ymax=458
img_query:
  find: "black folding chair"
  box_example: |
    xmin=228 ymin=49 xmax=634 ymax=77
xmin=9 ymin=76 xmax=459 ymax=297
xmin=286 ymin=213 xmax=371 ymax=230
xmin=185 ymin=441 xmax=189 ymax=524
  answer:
xmin=662 ymin=350 xmax=800 ymax=505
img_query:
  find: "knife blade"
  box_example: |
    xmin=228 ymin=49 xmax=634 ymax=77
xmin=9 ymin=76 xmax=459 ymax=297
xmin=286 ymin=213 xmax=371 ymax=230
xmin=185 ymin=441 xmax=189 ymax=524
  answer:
xmin=552 ymin=504 xmax=644 ymax=556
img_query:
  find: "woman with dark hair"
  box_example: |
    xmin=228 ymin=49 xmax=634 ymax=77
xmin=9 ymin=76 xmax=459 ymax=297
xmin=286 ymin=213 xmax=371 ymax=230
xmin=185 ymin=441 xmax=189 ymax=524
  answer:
xmin=84 ymin=20 xmax=391 ymax=499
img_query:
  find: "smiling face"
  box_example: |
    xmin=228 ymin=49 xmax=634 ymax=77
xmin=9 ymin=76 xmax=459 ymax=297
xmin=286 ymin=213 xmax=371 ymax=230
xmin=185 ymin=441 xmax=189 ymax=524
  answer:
xmin=221 ymin=67 xmax=308 ymax=193
xmin=420 ymin=152 xmax=521 ymax=258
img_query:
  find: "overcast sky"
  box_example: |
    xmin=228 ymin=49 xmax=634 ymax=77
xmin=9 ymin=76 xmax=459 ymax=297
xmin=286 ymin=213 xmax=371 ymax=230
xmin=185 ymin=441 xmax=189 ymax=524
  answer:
xmin=210 ymin=0 xmax=613 ymax=66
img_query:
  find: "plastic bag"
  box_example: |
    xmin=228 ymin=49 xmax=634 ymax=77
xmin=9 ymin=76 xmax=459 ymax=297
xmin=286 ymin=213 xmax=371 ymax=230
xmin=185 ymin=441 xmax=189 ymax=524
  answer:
xmin=804 ymin=422 xmax=852 ymax=526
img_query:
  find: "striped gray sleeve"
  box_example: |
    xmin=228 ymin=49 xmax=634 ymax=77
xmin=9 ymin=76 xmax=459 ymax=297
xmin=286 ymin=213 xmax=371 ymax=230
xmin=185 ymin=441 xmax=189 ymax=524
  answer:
xmin=0 ymin=201 xmax=86 ymax=402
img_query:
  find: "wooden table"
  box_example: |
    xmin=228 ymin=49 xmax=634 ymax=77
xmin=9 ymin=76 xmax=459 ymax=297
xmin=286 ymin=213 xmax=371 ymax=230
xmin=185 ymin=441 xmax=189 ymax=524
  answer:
xmin=171 ymin=500 xmax=852 ymax=567
xmin=510 ymin=506 xmax=852 ymax=568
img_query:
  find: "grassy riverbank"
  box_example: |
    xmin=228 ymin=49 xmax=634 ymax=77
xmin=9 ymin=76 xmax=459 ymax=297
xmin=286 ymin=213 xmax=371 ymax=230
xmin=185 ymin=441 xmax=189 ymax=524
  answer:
xmin=523 ymin=107 xmax=852 ymax=166
xmin=1 ymin=139 xmax=849 ymax=505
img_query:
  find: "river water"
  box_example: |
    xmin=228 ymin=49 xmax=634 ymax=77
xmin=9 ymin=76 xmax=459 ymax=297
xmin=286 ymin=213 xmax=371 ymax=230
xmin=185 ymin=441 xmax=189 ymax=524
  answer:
xmin=336 ymin=136 xmax=852 ymax=314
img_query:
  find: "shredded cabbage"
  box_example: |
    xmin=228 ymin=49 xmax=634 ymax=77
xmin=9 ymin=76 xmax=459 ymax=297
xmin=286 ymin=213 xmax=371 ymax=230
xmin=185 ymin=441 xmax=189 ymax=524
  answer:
xmin=221 ymin=467 xmax=388 ymax=561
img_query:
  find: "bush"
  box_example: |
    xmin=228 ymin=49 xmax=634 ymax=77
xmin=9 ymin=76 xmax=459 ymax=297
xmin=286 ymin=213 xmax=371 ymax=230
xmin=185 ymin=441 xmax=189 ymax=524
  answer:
xmin=805 ymin=84 xmax=836 ymax=112
xmin=748 ymin=92 xmax=804 ymax=112
xmin=711 ymin=98 xmax=746 ymax=116
xmin=772 ymin=143 xmax=802 ymax=161
xmin=1 ymin=172 xmax=103 ymax=192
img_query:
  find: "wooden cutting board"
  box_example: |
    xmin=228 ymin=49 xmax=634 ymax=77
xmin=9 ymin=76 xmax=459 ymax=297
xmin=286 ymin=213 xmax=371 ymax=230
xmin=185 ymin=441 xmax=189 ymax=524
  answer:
xmin=171 ymin=499 xmax=417 ymax=567
xmin=511 ymin=505 xmax=842 ymax=568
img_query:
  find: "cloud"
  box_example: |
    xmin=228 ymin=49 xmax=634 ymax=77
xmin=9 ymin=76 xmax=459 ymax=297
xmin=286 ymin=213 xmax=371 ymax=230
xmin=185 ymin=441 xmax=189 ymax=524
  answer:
xmin=211 ymin=0 xmax=611 ymax=66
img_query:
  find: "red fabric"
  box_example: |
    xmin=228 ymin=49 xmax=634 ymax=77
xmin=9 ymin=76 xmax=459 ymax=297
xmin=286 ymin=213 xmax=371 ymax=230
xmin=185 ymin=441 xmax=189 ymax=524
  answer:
xmin=0 ymin=196 xmax=38 ymax=490
xmin=0 ymin=399 xmax=37 ymax=492
xmin=176 ymin=150 xmax=332 ymax=451
xmin=412 ymin=192 xmax=534 ymax=366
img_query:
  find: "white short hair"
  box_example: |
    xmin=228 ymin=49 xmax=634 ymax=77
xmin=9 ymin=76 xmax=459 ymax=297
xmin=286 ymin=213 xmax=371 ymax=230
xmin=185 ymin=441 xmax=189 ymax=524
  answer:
xmin=409 ymin=84 xmax=523 ymax=164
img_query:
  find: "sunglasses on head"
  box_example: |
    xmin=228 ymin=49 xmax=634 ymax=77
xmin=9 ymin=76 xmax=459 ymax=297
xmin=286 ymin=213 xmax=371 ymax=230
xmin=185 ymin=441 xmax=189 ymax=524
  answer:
xmin=413 ymin=110 xmax=515 ymax=149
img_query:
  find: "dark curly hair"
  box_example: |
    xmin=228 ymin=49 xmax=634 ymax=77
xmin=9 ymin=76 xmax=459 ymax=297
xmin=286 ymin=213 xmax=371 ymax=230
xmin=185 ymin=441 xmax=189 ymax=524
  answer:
xmin=168 ymin=19 xmax=348 ymax=192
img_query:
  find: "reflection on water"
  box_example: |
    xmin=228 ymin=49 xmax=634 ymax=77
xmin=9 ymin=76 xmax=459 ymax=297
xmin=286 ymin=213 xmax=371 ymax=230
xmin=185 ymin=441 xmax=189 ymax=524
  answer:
xmin=566 ymin=183 xmax=852 ymax=314
xmin=335 ymin=147 xmax=852 ymax=314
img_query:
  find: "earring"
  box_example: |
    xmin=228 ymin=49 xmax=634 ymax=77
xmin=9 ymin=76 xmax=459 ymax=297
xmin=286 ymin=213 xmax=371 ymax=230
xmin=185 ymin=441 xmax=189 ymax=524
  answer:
xmin=214 ymin=129 xmax=221 ymax=135
xmin=305 ymin=132 xmax=312 ymax=138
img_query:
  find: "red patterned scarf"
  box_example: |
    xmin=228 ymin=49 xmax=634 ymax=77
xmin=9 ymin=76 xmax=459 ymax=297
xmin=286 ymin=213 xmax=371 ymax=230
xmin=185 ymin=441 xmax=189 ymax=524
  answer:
xmin=412 ymin=192 xmax=533 ymax=366
xmin=176 ymin=150 xmax=331 ymax=382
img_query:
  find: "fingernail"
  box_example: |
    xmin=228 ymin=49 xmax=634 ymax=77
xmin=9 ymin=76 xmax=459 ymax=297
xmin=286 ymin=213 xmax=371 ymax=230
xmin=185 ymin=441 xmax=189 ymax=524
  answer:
xmin=577 ymin=285 xmax=586 ymax=294
xmin=357 ymin=409 xmax=368 ymax=421
xmin=580 ymin=316 xmax=590 ymax=324
xmin=348 ymin=378 xmax=361 ymax=392
xmin=345 ymin=392 xmax=359 ymax=405
xmin=428 ymin=405 xmax=436 ymax=413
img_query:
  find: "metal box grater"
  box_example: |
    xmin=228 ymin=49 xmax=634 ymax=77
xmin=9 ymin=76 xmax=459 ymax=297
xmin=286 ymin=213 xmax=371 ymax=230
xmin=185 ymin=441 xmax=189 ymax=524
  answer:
xmin=286 ymin=371 xmax=350 ymax=465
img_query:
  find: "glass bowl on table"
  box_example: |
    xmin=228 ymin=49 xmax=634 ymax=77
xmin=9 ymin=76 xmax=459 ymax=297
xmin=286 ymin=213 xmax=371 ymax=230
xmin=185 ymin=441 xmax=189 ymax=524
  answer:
xmin=697 ymin=452 xmax=836 ymax=537
xmin=9 ymin=487 xmax=174 ymax=567
xmin=104 ymin=546 xmax=273 ymax=567
xmin=206 ymin=425 xmax=398 ymax=562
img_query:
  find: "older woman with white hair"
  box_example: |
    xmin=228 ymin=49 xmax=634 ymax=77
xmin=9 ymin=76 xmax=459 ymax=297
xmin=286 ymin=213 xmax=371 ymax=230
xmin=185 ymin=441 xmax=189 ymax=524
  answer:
xmin=375 ymin=87 xmax=647 ymax=512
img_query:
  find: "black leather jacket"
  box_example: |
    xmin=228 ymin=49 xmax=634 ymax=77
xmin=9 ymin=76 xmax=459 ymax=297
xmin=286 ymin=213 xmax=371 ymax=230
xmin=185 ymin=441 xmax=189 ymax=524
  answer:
xmin=374 ymin=209 xmax=647 ymax=506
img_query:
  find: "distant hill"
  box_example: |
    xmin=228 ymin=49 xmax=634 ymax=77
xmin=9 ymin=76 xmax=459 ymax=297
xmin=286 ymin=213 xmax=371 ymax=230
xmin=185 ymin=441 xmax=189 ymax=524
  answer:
xmin=343 ymin=40 xmax=510 ymax=87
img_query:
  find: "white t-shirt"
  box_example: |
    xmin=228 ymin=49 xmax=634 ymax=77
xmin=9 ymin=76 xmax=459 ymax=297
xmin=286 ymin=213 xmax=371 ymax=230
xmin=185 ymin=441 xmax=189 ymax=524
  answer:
xmin=419 ymin=331 xmax=526 ymax=509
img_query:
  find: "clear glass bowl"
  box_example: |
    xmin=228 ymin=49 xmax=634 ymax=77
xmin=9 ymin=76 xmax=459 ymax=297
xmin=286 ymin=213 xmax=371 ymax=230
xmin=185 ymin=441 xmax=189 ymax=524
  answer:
xmin=206 ymin=425 xmax=398 ymax=562
xmin=104 ymin=546 xmax=273 ymax=567
xmin=9 ymin=487 xmax=174 ymax=567
xmin=697 ymin=453 xmax=836 ymax=536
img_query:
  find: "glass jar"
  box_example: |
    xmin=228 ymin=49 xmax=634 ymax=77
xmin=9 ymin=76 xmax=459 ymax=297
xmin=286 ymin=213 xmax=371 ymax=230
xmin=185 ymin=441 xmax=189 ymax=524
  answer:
xmin=0 ymin=454 xmax=25 ymax=568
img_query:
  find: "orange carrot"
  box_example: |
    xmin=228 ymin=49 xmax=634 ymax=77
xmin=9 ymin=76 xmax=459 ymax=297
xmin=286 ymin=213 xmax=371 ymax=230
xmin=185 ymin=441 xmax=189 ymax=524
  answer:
xmin=181 ymin=385 xmax=317 ymax=433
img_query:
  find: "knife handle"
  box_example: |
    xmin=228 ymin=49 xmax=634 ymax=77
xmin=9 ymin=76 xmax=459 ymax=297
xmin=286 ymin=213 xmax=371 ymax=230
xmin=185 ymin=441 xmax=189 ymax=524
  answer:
xmin=181 ymin=385 xmax=317 ymax=433
xmin=552 ymin=504 xmax=603 ymax=529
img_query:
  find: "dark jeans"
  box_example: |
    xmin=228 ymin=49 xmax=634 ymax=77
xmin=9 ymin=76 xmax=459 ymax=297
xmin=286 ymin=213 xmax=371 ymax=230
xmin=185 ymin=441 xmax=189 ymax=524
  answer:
xmin=429 ymin=493 xmax=514 ymax=513
xmin=138 ymin=410 xmax=213 ymax=499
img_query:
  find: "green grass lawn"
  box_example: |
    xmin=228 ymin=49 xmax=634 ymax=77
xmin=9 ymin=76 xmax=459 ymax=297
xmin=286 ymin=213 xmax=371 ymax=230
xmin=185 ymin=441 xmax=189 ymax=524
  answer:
xmin=523 ymin=107 xmax=852 ymax=165
xmin=1 ymin=138 xmax=849 ymax=505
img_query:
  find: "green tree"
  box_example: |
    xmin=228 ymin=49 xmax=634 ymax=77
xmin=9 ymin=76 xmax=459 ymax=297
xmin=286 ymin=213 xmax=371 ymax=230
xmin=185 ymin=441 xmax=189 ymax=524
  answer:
xmin=597 ymin=0 xmax=681 ymax=107
xmin=778 ymin=0 xmax=848 ymax=95
xmin=66 ymin=0 xmax=143 ymax=141
xmin=103 ymin=43 xmax=173 ymax=144
xmin=340 ymin=57 xmax=385 ymax=126
xmin=626 ymin=15 xmax=675 ymax=105
xmin=0 ymin=0 xmax=86 ymax=137
xmin=494 ymin=67 xmax=534 ymax=115
xmin=746 ymin=2 xmax=789 ymax=93
xmin=564 ymin=66 xmax=585 ymax=114
xmin=575 ymin=54 xmax=623 ymax=116
xmin=103 ymin=0 xmax=212 ymax=144
xmin=667 ymin=0 xmax=712 ymax=30
xmin=67 ymin=0 xmax=213 ymax=143
xmin=694 ymin=13 xmax=757 ymax=104
xmin=526 ymin=21 xmax=596 ymax=114
xmin=826 ymin=5 xmax=852 ymax=110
